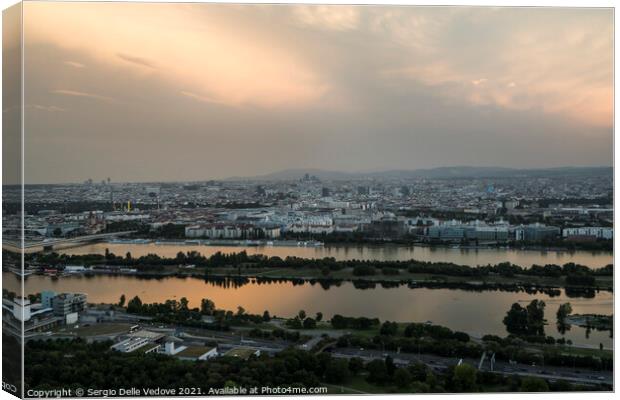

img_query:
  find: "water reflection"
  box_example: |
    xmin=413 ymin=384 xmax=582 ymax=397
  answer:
xmin=58 ymin=242 xmax=613 ymax=269
xmin=4 ymin=272 xmax=612 ymax=348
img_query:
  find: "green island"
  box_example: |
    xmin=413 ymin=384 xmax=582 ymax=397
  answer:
xmin=19 ymin=249 xmax=614 ymax=293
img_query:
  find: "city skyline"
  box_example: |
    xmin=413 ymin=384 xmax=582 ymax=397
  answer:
xmin=9 ymin=3 xmax=614 ymax=183
xmin=6 ymin=165 xmax=613 ymax=186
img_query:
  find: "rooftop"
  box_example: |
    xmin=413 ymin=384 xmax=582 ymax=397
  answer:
xmin=176 ymin=346 xmax=216 ymax=358
xmin=138 ymin=344 xmax=161 ymax=354
xmin=223 ymin=347 xmax=258 ymax=360
xmin=127 ymin=330 xmax=165 ymax=341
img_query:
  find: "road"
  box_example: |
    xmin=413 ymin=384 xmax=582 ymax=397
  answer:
xmin=30 ymin=319 xmax=613 ymax=387
xmin=330 ymin=347 xmax=613 ymax=386
xmin=123 ymin=321 xmax=616 ymax=386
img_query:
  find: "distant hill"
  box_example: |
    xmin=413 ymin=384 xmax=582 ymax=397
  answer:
xmin=226 ymin=168 xmax=356 ymax=181
xmin=226 ymin=166 xmax=612 ymax=181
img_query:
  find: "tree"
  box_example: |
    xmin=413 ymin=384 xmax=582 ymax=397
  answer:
xmin=394 ymin=368 xmax=412 ymax=388
xmin=452 ymin=364 xmax=477 ymax=392
xmin=236 ymin=306 xmax=245 ymax=316
xmin=407 ymin=362 xmax=428 ymax=381
xmin=179 ymin=297 xmax=189 ymax=312
xmin=262 ymin=310 xmax=271 ymax=322
xmin=366 ymin=359 xmax=388 ymax=383
xmin=425 ymin=371 xmax=438 ymax=389
xmin=303 ymin=318 xmax=316 ymax=329
xmin=380 ymin=321 xmax=398 ymax=336
xmin=556 ymin=303 xmax=572 ymax=322
xmin=404 ymin=323 xmax=423 ymax=338
xmin=526 ymin=300 xmax=546 ymax=336
xmin=126 ymin=296 xmax=143 ymax=313
xmin=503 ymin=303 xmax=529 ymax=335
xmin=125 ymin=252 xmax=132 ymax=261
xmin=385 ymin=355 xmax=396 ymax=376
xmin=200 ymin=299 xmax=215 ymax=315
xmin=348 ymin=357 xmax=364 ymax=374
xmin=324 ymin=359 xmax=350 ymax=384
xmin=175 ymin=251 xmax=186 ymax=263
xmin=286 ymin=317 xmax=303 ymax=329
xmin=556 ymin=303 xmax=572 ymax=334
xmin=118 ymin=294 xmax=126 ymax=307
xmin=298 ymin=310 xmax=306 ymax=320
xmin=315 ymin=312 xmax=323 ymax=322
xmin=503 ymin=300 xmax=546 ymax=336
xmin=520 ymin=377 xmax=549 ymax=392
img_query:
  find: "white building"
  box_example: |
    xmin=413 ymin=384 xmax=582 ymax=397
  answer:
xmin=64 ymin=265 xmax=86 ymax=274
xmin=563 ymin=227 xmax=613 ymax=240
xmin=111 ymin=337 xmax=151 ymax=353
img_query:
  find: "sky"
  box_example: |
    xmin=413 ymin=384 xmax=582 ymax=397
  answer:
xmin=10 ymin=2 xmax=614 ymax=183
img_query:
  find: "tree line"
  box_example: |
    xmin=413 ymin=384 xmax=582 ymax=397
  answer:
xmin=28 ymin=250 xmax=612 ymax=281
xmin=24 ymin=339 xmax=605 ymax=393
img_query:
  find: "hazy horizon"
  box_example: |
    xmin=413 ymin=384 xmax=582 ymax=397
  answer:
xmin=2 ymin=164 xmax=610 ymax=186
xmin=6 ymin=3 xmax=614 ymax=184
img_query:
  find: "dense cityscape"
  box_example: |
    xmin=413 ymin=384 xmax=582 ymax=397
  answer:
xmin=2 ymin=167 xmax=613 ymax=250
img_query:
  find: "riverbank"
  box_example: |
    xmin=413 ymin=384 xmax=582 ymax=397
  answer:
xmin=7 ymin=272 xmax=612 ymax=348
xmin=107 ymin=236 xmax=613 ymax=253
xmin=565 ymin=314 xmax=613 ymax=331
xmin=53 ymin=241 xmax=613 ymax=269
xmin=20 ymin=248 xmax=613 ymax=293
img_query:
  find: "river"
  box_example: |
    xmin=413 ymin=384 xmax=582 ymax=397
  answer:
xmin=57 ymin=242 xmax=613 ymax=269
xmin=5 ymin=272 xmax=613 ymax=349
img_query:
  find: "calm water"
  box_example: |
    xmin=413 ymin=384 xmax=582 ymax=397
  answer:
xmin=6 ymin=272 xmax=613 ymax=348
xmin=58 ymin=242 xmax=613 ymax=269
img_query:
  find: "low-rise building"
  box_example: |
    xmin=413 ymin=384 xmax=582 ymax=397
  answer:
xmin=52 ymin=293 xmax=87 ymax=317
xmin=2 ymin=298 xmax=61 ymax=337
xmin=111 ymin=337 xmax=151 ymax=353
xmin=514 ymin=224 xmax=560 ymax=241
xmin=223 ymin=347 xmax=261 ymax=360
xmin=563 ymin=227 xmax=613 ymax=240
xmin=175 ymin=346 xmax=218 ymax=361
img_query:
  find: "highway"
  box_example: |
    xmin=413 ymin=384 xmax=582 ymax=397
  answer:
xmin=29 ymin=318 xmax=612 ymax=387
xmin=143 ymin=322 xmax=614 ymax=386
xmin=330 ymin=347 xmax=613 ymax=386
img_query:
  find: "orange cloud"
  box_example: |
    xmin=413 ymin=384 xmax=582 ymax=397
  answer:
xmin=376 ymin=8 xmax=612 ymax=128
xmin=292 ymin=5 xmax=360 ymax=31
xmin=25 ymin=2 xmax=329 ymax=109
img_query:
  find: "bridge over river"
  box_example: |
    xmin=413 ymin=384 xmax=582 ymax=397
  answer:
xmin=2 ymin=231 xmax=136 ymax=253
